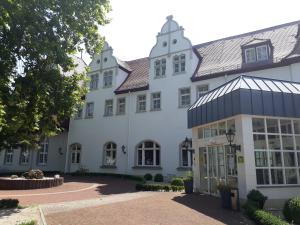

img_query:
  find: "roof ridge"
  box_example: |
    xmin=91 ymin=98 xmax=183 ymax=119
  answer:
xmin=193 ymin=20 xmax=300 ymax=49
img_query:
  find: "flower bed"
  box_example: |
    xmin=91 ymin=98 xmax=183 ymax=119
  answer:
xmin=0 ymin=177 xmax=64 ymax=190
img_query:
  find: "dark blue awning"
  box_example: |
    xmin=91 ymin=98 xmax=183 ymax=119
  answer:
xmin=188 ymin=75 xmax=300 ymax=128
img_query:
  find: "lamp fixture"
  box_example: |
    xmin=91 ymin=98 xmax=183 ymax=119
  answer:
xmin=225 ymin=129 xmax=241 ymax=152
xmin=121 ymin=145 xmax=126 ymax=154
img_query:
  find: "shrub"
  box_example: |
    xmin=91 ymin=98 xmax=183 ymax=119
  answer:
xmin=22 ymin=170 xmax=44 ymax=179
xmin=163 ymin=185 xmax=170 ymax=192
xmin=19 ymin=220 xmax=36 ymax=225
xmin=144 ymin=173 xmax=153 ymax=181
xmin=254 ymin=209 xmax=289 ymax=225
xmin=247 ymin=189 xmax=267 ymax=209
xmin=135 ymin=184 xmax=183 ymax=192
xmin=171 ymin=178 xmax=184 ymax=186
xmin=10 ymin=175 xmax=18 ymax=179
xmin=0 ymin=199 xmax=19 ymax=209
xmin=154 ymin=174 xmax=163 ymax=182
xmin=171 ymin=185 xmax=184 ymax=192
xmin=283 ymin=196 xmax=300 ymax=224
xmin=243 ymin=200 xmax=260 ymax=219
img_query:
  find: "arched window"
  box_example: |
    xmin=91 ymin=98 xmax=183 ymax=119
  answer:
xmin=71 ymin=143 xmax=81 ymax=164
xmin=180 ymin=141 xmax=192 ymax=167
xmin=103 ymin=142 xmax=117 ymax=166
xmin=136 ymin=141 xmax=160 ymax=166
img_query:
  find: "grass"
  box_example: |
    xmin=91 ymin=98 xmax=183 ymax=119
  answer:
xmin=18 ymin=220 xmax=36 ymax=225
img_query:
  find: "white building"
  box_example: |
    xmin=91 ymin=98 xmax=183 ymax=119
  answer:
xmin=1 ymin=16 xmax=300 ymax=204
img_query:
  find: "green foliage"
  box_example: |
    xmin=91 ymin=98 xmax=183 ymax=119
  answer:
xmin=283 ymin=196 xmax=300 ymax=224
xmin=10 ymin=175 xmax=18 ymax=179
xmin=22 ymin=170 xmax=44 ymax=179
xmin=0 ymin=199 xmax=19 ymax=209
xmin=217 ymin=181 xmax=232 ymax=192
xmin=254 ymin=210 xmax=288 ymax=225
xmin=242 ymin=200 xmax=260 ymax=219
xmin=0 ymin=0 xmax=111 ymax=151
xmin=171 ymin=177 xmax=184 ymax=186
xmin=18 ymin=220 xmax=36 ymax=225
xmin=144 ymin=173 xmax=153 ymax=181
xmin=247 ymin=189 xmax=268 ymax=209
xmin=153 ymin=174 xmax=163 ymax=182
xmin=135 ymin=184 xmax=184 ymax=192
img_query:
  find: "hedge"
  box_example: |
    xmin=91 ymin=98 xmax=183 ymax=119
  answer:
xmin=283 ymin=196 xmax=300 ymax=224
xmin=136 ymin=183 xmax=184 ymax=192
xmin=70 ymin=172 xmax=145 ymax=182
xmin=154 ymin=174 xmax=163 ymax=182
xmin=0 ymin=199 xmax=19 ymax=209
xmin=171 ymin=178 xmax=184 ymax=186
xmin=254 ymin=210 xmax=289 ymax=225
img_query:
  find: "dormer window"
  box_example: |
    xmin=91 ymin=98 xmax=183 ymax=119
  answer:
xmin=242 ymin=39 xmax=272 ymax=65
xmin=154 ymin=59 xmax=166 ymax=78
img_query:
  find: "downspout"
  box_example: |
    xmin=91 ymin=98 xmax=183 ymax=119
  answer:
xmin=126 ymin=91 xmax=131 ymax=175
xmin=64 ymin=129 xmax=71 ymax=173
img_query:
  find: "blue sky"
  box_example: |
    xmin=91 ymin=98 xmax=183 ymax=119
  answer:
xmin=81 ymin=0 xmax=300 ymax=63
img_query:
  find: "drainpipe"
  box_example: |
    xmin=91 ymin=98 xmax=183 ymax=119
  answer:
xmin=126 ymin=91 xmax=131 ymax=175
xmin=64 ymin=129 xmax=71 ymax=174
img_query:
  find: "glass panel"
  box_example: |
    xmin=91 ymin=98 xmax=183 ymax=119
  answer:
xmin=284 ymin=83 xmax=300 ymax=93
xmin=295 ymin=136 xmax=300 ymax=150
xmin=254 ymin=79 xmax=271 ymax=91
xmin=156 ymin=150 xmax=160 ymax=166
xmin=298 ymin=152 xmax=300 ymax=167
xmin=294 ymin=121 xmax=300 ymax=134
xmin=145 ymin=150 xmax=154 ymax=165
xmin=271 ymin=169 xmax=284 ymax=184
xmin=256 ymin=169 xmax=270 ymax=185
xmin=225 ymin=78 xmax=240 ymax=94
xmin=284 ymin=152 xmax=296 ymax=167
xmin=255 ymin=151 xmax=268 ymax=167
xmin=245 ymin=77 xmax=260 ymax=90
xmin=182 ymin=149 xmax=188 ymax=167
xmin=227 ymin=119 xmax=235 ymax=132
xmin=268 ymin=135 xmax=281 ymax=150
xmin=217 ymin=146 xmax=225 ymax=179
xmin=145 ymin=141 xmax=153 ymax=148
xmin=285 ymin=169 xmax=298 ymax=184
xmin=266 ymin=119 xmax=279 ymax=133
xmin=280 ymin=120 xmax=292 ymax=134
xmin=218 ymin=122 xmax=226 ymax=135
xmin=138 ymin=150 xmax=142 ymax=165
xmin=204 ymin=127 xmax=211 ymax=138
xmin=211 ymin=124 xmax=218 ymax=137
xmin=253 ymin=134 xmax=267 ymax=149
xmin=198 ymin=128 xmax=203 ymax=139
xmin=252 ymin=118 xmax=265 ymax=132
xmin=282 ymin=136 xmax=294 ymax=150
xmin=264 ymin=80 xmax=281 ymax=92
xmin=273 ymin=81 xmax=290 ymax=93
xmin=270 ymin=152 xmax=282 ymax=167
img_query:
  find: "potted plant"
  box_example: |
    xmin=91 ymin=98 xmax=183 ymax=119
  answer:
xmin=217 ymin=181 xmax=232 ymax=209
xmin=183 ymin=172 xmax=193 ymax=194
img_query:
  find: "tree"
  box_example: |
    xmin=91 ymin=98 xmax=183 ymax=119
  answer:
xmin=0 ymin=0 xmax=111 ymax=154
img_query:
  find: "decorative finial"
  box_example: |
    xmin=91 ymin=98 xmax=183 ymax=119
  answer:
xmin=166 ymin=15 xmax=173 ymax=21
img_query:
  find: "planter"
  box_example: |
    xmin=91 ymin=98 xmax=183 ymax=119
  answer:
xmin=219 ymin=190 xmax=232 ymax=209
xmin=183 ymin=180 xmax=193 ymax=194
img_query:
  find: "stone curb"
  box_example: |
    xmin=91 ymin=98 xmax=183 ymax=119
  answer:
xmin=39 ymin=206 xmax=47 ymax=225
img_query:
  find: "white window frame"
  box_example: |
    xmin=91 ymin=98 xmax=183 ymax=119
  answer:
xmin=252 ymin=117 xmax=300 ymax=187
xmin=38 ymin=138 xmax=49 ymax=165
xmin=136 ymin=94 xmax=146 ymax=113
xmin=103 ymin=70 xmax=113 ymax=88
xmin=104 ymin=99 xmax=113 ymax=116
xmin=198 ymin=119 xmax=235 ymax=139
xmin=116 ymin=97 xmax=126 ymax=115
xmin=245 ymin=47 xmax=256 ymax=63
xmin=136 ymin=141 xmax=160 ymax=167
xmin=4 ymin=147 xmax=14 ymax=165
xmin=180 ymin=142 xmax=193 ymax=167
xmin=256 ymin=45 xmax=268 ymax=62
xmin=103 ymin=142 xmax=117 ymax=166
xmin=20 ymin=147 xmax=30 ymax=165
xmin=179 ymin=87 xmax=191 ymax=108
xmin=151 ymin=92 xmax=161 ymax=111
xmin=154 ymin=59 xmax=166 ymax=78
xmin=89 ymin=74 xmax=99 ymax=90
xmin=245 ymin=45 xmax=269 ymax=63
xmin=173 ymin=54 xmax=186 ymax=74
xmin=71 ymin=144 xmax=81 ymax=164
xmin=85 ymin=102 xmax=94 ymax=118
xmin=196 ymin=84 xmax=209 ymax=99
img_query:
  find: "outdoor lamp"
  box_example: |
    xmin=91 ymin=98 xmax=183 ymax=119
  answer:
xmin=121 ymin=145 xmax=126 ymax=154
xmin=183 ymin=137 xmax=194 ymax=153
xmin=225 ymin=129 xmax=241 ymax=152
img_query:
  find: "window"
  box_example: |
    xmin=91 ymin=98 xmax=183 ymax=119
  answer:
xmin=180 ymin=142 xmax=192 ymax=167
xmin=179 ymin=87 xmax=191 ymax=108
xmin=71 ymin=144 xmax=81 ymax=164
xmin=154 ymin=59 xmax=166 ymax=78
xmin=89 ymin=74 xmax=99 ymax=90
xmin=38 ymin=138 xmax=49 ymax=165
xmin=85 ymin=102 xmax=94 ymax=118
xmin=103 ymin=70 xmax=113 ymax=88
xmin=151 ymin=92 xmax=161 ymax=111
xmin=75 ymin=107 xmax=83 ymax=119
xmin=104 ymin=99 xmax=113 ymax=116
xmin=117 ymin=98 xmax=126 ymax=115
xmin=136 ymin=95 xmax=146 ymax=112
xmin=136 ymin=141 xmax=160 ymax=166
xmin=245 ymin=45 xmax=269 ymax=63
xmin=20 ymin=147 xmax=30 ymax=165
xmin=252 ymin=117 xmax=300 ymax=186
xmin=198 ymin=119 xmax=235 ymax=139
xmin=103 ymin=142 xmax=117 ymax=166
xmin=173 ymin=54 xmax=185 ymax=74
xmin=4 ymin=147 xmax=13 ymax=165
xmin=196 ymin=84 xmax=209 ymax=99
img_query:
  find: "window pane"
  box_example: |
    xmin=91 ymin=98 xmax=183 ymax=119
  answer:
xmin=280 ymin=120 xmax=292 ymax=134
xmin=245 ymin=48 xmax=256 ymax=63
xmin=256 ymin=45 xmax=268 ymax=61
xmin=285 ymin=169 xmax=298 ymax=184
xmin=145 ymin=150 xmax=153 ymax=165
xmin=211 ymin=124 xmax=218 ymax=137
xmin=145 ymin=141 xmax=153 ymax=148
xmin=268 ymin=135 xmax=280 ymax=150
xmin=271 ymin=169 xmax=284 ymax=184
xmin=296 ymin=136 xmax=300 ymax=150
xmin=282 ymin=135 xmax=294 ymax=150
xmin=267 ymin=119 xmax=279 ymax=133
xmin=227 ymin=119 xmax=235 ymax=132
xmin=156 ymin=150 xmax=160 ymax=166
xmin=204 ymin=127 xmax=211 ymax=138
xmin=252 ymin=118 xmax=265 ymax=133
xmin=255 ymin=151 xmax=268 ymax=167
xmin=198 ymin=128 xmax=203 ymax=139
xmin=284 ymin=152 xmax=296 ymax=167
xmin=253 ymin=134 xmax=267 ymax=149
xmin=294 ymin=121 xmax=300 ymax=134
xmin=256 ymin=169 xmax=269 ymax=185
xmin=218 ymin=122 xmax=226 ymax=135
xmin=270 ymin=152 xmax=282 ymax=167
xmin=298 ymin=152 xmax=300 ymax=167
xmin=182 ymin=149 xmax=188 ymax=167
xmin=138 ymin=150 xmax=142 ymax=165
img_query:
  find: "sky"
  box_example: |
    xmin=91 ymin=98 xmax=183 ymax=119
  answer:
xmin=82 ymin=0 xmax=300 ymax=63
